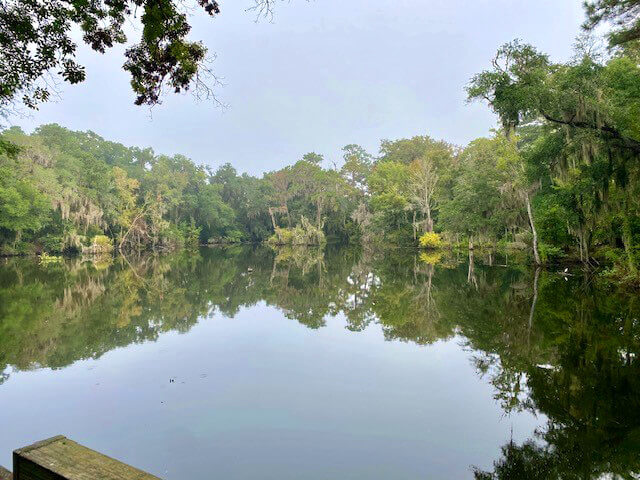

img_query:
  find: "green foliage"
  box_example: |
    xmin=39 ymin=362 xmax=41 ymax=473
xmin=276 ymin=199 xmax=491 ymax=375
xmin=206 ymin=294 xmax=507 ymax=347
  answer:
xmin=0 ymin=140 xmax=20 ymax=158
xmin=84 ymin=235 xmax=114 ymax=254
xmin=466 ymin=32 xmax=640 ymax=275
xmin=379 ymin=135 xmax=444 ymax=165
xmin=341 ymin=144 xmax=373 ymax=195
xmin=467 ymin=40 xmax=550 ymax=134
xmin=532 ymin=194 xmax=573 ymax=250
xmin=0 ymin=0 xmax=224 ymax=113
xmin=39 ymin=234 xmax=65 ymax=253
xmin=268 ymin=216 xmax=327 ymax=246
xmin=269 ymin=227 xmax=294 ymax=245
xmin=0 ymin=125 xmax=246 ymax=255
xmin=0 ymin=165 xmax=51 ymax=253
xmin=368 ymin=161 xmax=411 ymax=237
xmin=93 ymin=235 xmax=113 ymax=248
xmin=584 ymin=0 xmax=640 ymax=46
xmin=181 ymin=223 xmax=202 ymax=248
xmin=439 ymin=137 xmax=516 ymax=240
xmin=226 ymin=230 xmax=246 ymax=243
xmin=6 ymin=28 xmax=640 ymax=282
xmin=538 ymin=243 xmax=565 ymax=263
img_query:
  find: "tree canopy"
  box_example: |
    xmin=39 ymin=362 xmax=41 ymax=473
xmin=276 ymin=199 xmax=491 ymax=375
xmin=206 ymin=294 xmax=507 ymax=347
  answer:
xmin=0 ymin=0 xmax=277 ymax=115
xmin=584 ymin=0 xmax=640 ymax=46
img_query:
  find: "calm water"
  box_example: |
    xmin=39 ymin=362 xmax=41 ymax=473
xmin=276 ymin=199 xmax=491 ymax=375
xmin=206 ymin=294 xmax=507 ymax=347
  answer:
xmin=0 ymin=246 xmax=639 ymax=479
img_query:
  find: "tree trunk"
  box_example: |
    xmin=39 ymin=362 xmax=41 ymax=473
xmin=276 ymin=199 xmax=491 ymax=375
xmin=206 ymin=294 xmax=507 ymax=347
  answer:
xmin=412 ymin=211 xmax=417 ymax=240
xmin=525 ymin=193 xmax=541 ymax=265
xmin=269 ymin=207 xmax=277 ymax=230
xmin=14 ymin=229 xmax=22 ymax=250
xmin=426 ymin=203 xmax=433 ymax=233
xmin=467 ymin=248 xmax=477 ymax=290
xmin=316 ymin=199 xmax=323 ymax=229
xmin=285 ymin=202 xmax=291 ymax=227
xmin=119 ymin=208 xmax=146 ymax=253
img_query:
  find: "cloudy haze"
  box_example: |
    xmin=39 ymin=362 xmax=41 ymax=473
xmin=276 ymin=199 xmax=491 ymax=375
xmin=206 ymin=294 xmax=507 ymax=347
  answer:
xmin=16 ymin=0 xmax=585 ymax=175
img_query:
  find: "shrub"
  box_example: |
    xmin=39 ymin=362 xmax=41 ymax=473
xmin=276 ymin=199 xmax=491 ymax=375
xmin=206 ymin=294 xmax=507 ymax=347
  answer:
xmin=267 ymin=216 xmax=326 ymax=246
xmin=181 ymin=223 xmax=201 ymax=247
xmin=82 ymin=235 xmax=114 ymax=254
xmin=419 ymin=232 xmax=443 ymax=249
xmin=93 ymin=235 xmax=113 ymax=248
xmin=268 ymin=227 xmax=294 ymax=246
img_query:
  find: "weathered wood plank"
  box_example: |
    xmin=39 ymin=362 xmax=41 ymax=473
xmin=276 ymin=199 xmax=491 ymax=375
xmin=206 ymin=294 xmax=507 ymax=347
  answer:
xmin=0 ymin=465 xmax=13 ymax=480
xmin=13 ymin=436 xmax=160 ymax=480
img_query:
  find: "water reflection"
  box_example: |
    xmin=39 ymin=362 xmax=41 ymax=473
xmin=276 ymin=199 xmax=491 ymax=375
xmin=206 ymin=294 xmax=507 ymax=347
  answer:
xmin=1 ymin=246 xmax=639 ymax=478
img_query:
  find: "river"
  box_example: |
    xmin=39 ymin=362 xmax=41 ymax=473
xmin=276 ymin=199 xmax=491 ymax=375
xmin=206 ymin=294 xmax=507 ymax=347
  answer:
xmin=0 ymin=245 xmax=638 ymax=479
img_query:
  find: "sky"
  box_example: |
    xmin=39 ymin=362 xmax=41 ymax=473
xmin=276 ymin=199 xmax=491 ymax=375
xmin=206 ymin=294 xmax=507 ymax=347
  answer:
xmin=16 ymin=0 xmax=586 ymax=175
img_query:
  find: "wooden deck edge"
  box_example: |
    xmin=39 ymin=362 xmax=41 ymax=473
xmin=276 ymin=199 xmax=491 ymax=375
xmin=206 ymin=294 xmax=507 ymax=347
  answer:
xmin=13 ymin=436 xmax=66 ymax=456
xmin=13 ymin=436 xmax=162 ymax=479
xmin=0 ymin=465 xmax=13 ymax=480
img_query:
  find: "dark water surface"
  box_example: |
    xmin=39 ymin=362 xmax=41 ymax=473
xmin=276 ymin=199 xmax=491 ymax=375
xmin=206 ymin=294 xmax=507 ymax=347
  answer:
xmin=1 ymin=246 xmax=639 ymax=479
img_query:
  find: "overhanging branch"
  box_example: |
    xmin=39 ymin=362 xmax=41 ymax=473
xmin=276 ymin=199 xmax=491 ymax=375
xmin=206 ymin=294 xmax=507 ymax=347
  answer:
xmin=540 ymin=111 xmax=640 ymax=155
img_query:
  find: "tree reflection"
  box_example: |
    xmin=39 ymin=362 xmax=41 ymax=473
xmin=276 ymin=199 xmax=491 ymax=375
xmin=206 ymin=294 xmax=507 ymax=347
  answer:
xmin=472 ymin=274 xmax=640 ymax=479
xmin=1 ymin=246 xmax=640 ymax=477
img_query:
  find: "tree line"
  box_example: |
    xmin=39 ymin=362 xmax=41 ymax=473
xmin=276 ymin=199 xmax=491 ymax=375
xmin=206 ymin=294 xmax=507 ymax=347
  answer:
xmin=0 ymin=78 xmax=636 ymax=281
xmin=0 ymin=123 xmax=550 ymax=256
xmin=2 ymin=0 xmax=640 ymax=282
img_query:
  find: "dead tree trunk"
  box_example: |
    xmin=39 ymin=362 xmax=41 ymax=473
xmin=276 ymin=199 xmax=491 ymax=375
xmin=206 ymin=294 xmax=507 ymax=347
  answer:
xmin=426 ymin=204 xmax=433 ymax=233
xmin=268 ymin=207 xmax=277 ymax=230
xmin=468 ymin=247 xmax=478 ymax=290
xmin=412 ymin=211 xmax=417 ymax=240
xmin=525 ymin=193 xmax=541 ymax=265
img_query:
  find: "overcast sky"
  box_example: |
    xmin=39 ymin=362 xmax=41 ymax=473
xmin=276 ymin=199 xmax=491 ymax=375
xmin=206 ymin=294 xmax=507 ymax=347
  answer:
xmin=16 ymin=0 xmax=585 ymax=175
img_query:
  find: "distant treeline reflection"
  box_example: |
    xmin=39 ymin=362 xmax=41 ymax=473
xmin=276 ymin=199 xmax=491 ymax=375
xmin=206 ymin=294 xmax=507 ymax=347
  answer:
xmin=1 ymin=246 xmax=639 ymax=478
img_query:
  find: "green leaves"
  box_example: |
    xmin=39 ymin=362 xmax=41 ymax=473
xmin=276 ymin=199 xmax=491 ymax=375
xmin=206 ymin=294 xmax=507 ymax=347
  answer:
xmin=124 ymin=0 xmax=209 ymax=105
xmin=584 ymin=0 xmax=640 ymax=46
xmin=0 ymin=166 xmax=51 ymax=235
xmin=0 ymin=0 xmax=219 ymax=113
xmin=467 ymin=40 xmax=550 ymax=134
